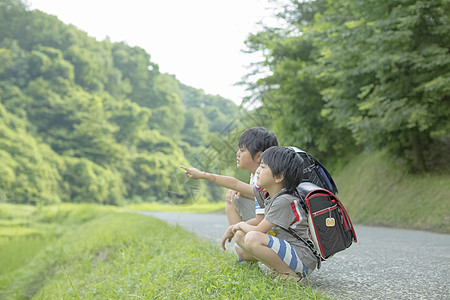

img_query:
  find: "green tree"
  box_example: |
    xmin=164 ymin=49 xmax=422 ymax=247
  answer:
xmin=243 ymin=0 xmax=355 ymax=162
xmin=124 ymin=131 xmax=191 ymax=202
xmin=179 ymin=83 xmax=239 ymax=133
xmin=314 ymin=0 xmax=450 ymax=171
xmin=181 ymin=107 xmax=209 ymax=147
xmin=62 ymin=157 xmax=125 ymax=205
xmin=0 ymin=102 xmax=64 ymax=204
xmin=150 ymin=74 xmax=185 ymax=138
xmin=107 ymin=99 xmax=152 ymax=147
xmin=0 ymin=0 xmax=28 ymax=46
xmin=0 ymin=39 xmax=31 ymax=87
xmin=111 ymin=42 xmax=158 ymax=106
xmin=24 ymin=80 xmax=125 ymax=167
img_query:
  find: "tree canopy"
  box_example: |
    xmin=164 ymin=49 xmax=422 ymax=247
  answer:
xmin=243 ymin=0 xmax=449 ymax=171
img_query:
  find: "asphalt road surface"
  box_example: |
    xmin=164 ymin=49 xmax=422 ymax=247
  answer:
xmin=138 ymin=211 xmax=450 ymax=300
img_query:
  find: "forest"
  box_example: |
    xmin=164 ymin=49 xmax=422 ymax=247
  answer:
xmin=0 ymin=0 xmax=449 ymax=206
xmin=0 ymin=0 xmax=244 ymax=205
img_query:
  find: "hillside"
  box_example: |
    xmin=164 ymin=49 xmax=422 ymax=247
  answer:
xmin=0 ymin=0 xmax=241 ymax=206
xmin=334 ymin=150 xmax=450 ymax=233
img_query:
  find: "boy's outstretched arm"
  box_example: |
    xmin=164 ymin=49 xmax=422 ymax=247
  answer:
xmin=180 ymin=165 xmax=253 ymax=199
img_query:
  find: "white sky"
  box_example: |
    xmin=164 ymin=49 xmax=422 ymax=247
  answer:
xmin=28 ymin=0 xmax=278 ymax=105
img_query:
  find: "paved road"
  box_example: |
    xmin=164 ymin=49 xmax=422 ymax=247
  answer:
xmin=138 ymin=211 xmax=450 ymax=300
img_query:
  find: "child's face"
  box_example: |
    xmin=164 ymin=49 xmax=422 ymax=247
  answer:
xmin=236 ymin=147 xmax=256 ymax=172
xmin=255 ymin=162 xmax=275 ymax=188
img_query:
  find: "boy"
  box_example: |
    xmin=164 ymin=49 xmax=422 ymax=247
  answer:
xmin=180 ymin=146 xmax=317 ymax=282
xmin=224 ymin=127 xmax=277 ymax=227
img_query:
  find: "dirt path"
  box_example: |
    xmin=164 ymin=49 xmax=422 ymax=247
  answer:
xmin=138 ymin=211 xmax=450 ymax=300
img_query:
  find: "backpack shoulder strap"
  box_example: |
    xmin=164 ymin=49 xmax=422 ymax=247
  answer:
xmin=279 ymin=189 xmax=308 ymax=213
xmin=281 ymin=226 xmax=322 ymax=269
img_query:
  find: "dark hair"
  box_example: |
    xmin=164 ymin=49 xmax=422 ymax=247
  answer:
xmin=238 ymin=127 xmax=278 ymax=159
xmin=260 ymin=146 xmax=304 ymax=191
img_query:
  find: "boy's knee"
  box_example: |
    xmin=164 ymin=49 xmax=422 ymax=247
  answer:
xmin=234 ymin=229 xmax=246 ymax=243
xmin=244 ymin=231 xmax=265 ymax=249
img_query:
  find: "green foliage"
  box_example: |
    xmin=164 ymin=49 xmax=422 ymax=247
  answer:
xmin=62 ymin=157 xmax=125 ymax=205
xmin=0 ymin=103 xmax=63 ymax=204
xmin=30 ymin=45 xmax=75 ymax=81
xmin=107 ymin=99 xmax=152 ymax=146
xmin=181 ymin=107 xmax=209 ymax=146
xmin=150 ymin=74 xmax=185 ymax=137
xmin=23 ymin=81 xmax=126 ymax=167
xmin=315 ymin=0 xmax=450 ymax=171
xmin=244 ymin=0 xmax=449 ymax=171
xmin=244 ymin=0 xmax=357 ymax=163
xmin=179 ymin=83 xmax=239 ymax=133
xmin=111 ymin=42 xmax=158 ymax=105
xmin=0 ymin=0 xmax=240 ymax=206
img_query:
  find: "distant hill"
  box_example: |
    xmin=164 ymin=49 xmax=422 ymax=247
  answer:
xmin=0 ymin=0 xmax=241 ymax=205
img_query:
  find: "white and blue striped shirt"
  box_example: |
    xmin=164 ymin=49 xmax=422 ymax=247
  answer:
xmin=250 ymin=173 xmax=265 ymax=215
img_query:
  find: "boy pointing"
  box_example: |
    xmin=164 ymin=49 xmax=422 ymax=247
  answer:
xmin=181 ymin=146 xmax=317 ymax=282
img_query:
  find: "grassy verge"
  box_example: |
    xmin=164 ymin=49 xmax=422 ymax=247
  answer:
xmin=334 ymin=150 xmax=450 ymax=233
xmin=0 ymin=204 xmax=329 ymax=299
xmin=123 ymin=200 xmax=225 ymax=214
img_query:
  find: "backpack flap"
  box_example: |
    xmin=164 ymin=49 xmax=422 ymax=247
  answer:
xmin=296 ymin=182 xmax=322 ymax=201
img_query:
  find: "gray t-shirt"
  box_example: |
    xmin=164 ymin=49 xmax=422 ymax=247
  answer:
xmin=254 ymin=187 xmax=317 ymax=271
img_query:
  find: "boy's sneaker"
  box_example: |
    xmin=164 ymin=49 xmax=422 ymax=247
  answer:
xmin=234 ymin=258 xmax=256 ymax=265
xmin=275 ymin=272 xmax=306 ymax=284
xmin=258 ymin=262 xmax=277 ymax=276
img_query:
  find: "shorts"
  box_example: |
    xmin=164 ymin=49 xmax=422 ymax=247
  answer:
xmin=266 ymin=235 xmax=310 ymax=277
xmin=234 ymin=195 xmax=256 ymax=221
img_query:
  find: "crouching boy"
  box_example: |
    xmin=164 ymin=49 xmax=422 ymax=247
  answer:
xmin=181 ymin=146 xmax=317 ymax=282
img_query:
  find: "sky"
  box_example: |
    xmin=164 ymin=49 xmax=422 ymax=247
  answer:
xmin=28 ymin=0 xmax=278 ymax=105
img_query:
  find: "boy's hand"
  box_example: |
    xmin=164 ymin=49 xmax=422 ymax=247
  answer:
xmin=232 ymin=221 xmax=245 ymax=233
xmin=180 ymin=165 xmax=204 ymax=179
xmin=220 ymin=225 xmax=235 ymax=250
xmin=225 ymin=189 xmax=240 ymax=204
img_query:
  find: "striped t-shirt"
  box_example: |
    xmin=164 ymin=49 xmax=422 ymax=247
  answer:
xmin=250 ymin=173 xmax=264 ymax=215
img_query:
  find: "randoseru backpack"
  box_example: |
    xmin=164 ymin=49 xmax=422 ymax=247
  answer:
xmin=289 ymin=146 xmax=338 ymax=195
xmin=285 ymin=182 xmax=357 ymax=269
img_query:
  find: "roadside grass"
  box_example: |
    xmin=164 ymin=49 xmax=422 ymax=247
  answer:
xmin=334 ymin=150 xmax=450 ymax=233
xmin=123 ymin=200 xmax=225 ymax=213
xmin=0 ymin=204 xmax=329 ymax=299
xmin=0 ymin=204 xmax=115 ymax=294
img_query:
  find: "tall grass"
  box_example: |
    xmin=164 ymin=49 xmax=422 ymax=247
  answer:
xmin=0 ymin=204 xmax=328 ymax=299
